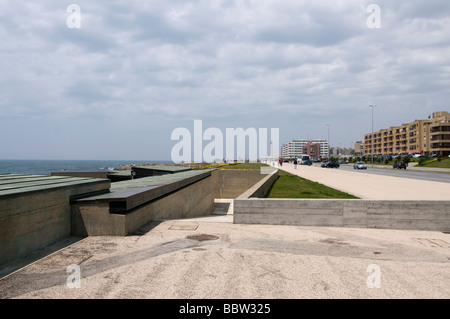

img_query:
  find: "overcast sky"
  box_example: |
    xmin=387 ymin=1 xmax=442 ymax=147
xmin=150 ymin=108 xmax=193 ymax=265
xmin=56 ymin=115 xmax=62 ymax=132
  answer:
xmin=1 ymin=0 xmax=449 ymax=161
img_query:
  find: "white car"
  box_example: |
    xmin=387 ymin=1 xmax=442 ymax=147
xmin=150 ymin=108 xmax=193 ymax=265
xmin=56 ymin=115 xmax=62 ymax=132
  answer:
xmin=353 ymin=162 xmax=367 ymax=170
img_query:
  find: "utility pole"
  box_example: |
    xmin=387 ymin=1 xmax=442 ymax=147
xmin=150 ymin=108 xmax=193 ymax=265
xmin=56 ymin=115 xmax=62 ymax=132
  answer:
xmin=369 ymin=105 xmax=377 ymax=167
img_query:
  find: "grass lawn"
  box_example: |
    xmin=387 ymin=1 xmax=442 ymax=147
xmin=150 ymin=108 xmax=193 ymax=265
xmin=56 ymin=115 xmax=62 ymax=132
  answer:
xmin=194 ymin=162 xmax=268 ymax=170
xmin=219 ymin=162 xmax=269 ymax=170
xmin=266 ymin=169 xmax=359 ymax=199
xmin=417 ymin=157 xmax=450 ymax=168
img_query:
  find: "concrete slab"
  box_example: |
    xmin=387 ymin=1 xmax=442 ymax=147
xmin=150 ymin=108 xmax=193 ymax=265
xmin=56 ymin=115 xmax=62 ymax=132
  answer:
xmin=0 ymin=215 xmax=449 ymax=299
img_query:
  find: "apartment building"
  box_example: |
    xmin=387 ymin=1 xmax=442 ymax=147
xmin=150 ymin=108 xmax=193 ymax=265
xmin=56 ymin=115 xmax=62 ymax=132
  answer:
xmin=429 ymin=111 xmax=450 ymax=156
xmin=302 ymin=142 xmax=321 ymax=158
xmin=282 ymin=139 xmax=329 ymax=159
xmin=354 ymin=141 xmax=364 ymax=156
xmin=331 ymin=147 xmax=353 ymax=157
xmin=364 ymin=111 xmax=450 ymax=157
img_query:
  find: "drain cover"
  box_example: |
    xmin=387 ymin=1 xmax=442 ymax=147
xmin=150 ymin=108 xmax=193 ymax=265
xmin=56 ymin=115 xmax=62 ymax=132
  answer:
xmin=186 ymin=234 xmax=219 ymax=241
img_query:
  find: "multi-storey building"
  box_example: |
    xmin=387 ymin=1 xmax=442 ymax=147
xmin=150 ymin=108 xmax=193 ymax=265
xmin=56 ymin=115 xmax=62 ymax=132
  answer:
xmin=302 ymin=142 xmax=321 ymax=158
xmin=281 ymin=139 xmax=329 ymax=159
xmin=429 ymin=111 xmax=450 ymax=156
xmin=354 ymin=141 xmax=364 ymax=156
xmin=331 ymin=147 xmax=353 ymax=157
xmin=364 ymin=111 xmax=450 ymax=157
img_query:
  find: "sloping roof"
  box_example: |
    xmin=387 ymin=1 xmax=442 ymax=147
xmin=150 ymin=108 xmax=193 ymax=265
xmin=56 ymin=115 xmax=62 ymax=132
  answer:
xmin=0 ymin=173 xmax=110 ymax=197
xmin=132 ymin=165 xmax=191 ymax=172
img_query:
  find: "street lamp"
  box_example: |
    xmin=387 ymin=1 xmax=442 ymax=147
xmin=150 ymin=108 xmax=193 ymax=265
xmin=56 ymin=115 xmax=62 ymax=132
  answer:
xmin=369 ymin=105 xmax=377 ymax=167
xmin=326 ymin=124 xmax=331 ymax=158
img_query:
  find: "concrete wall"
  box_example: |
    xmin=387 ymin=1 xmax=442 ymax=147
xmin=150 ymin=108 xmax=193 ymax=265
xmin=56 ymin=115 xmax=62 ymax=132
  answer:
xmin=234 ymin=199 xmax=450 ymax=232
xmin=213 ymin=170 xmax=267 ymax=198
xmin=237 ymin=169 xmax=278 ymax=199
xmin=72 ymin=174 xmax=215 ymax=236
xmin=0 ymin=179 xmax=110 ymax=266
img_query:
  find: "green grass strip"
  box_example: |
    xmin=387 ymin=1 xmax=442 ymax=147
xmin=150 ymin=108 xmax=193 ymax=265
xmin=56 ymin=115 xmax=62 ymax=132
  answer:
xmin=417 ymin=157 xmax=450 ymax=168
xmin=266 ymin=169 xmax=359 ymax=199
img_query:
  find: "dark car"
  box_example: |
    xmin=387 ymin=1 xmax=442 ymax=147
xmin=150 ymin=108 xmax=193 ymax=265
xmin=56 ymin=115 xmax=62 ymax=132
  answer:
xmin=393 ymin=162 xmax=407 ymax=169
xmin=323 ymin=161 xmax=340 ymax=168
xmin=301 ymin=160 xmax=312 ymax=166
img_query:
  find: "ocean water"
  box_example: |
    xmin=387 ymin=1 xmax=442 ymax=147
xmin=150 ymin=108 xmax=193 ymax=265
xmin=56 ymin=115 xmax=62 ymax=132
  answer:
xmin=0 ymin=159 xmax=172 ymax=176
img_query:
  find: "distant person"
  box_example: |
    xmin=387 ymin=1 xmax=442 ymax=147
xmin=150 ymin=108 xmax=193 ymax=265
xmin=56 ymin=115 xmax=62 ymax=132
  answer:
xmin=293 ymin=159 xmax=298 ymax=169
xmin=279 ymin=158 xmax=283 ymax=166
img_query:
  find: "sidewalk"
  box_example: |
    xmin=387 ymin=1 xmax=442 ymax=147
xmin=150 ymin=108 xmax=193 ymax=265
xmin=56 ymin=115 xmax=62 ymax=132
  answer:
xmin=279 ymin=163 xmax=450 ymax=200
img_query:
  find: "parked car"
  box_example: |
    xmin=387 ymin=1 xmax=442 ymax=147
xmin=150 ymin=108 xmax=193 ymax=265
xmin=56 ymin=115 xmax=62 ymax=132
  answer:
xmin=393 ymin=162 xmax=407 ymax=169
xmin=322 ymin=161 xmax=340 ymax=168
xmin=353 ymin=162 xmax=367 ymax=170
xmin=300 ymin=160 xmax=312 ymax=166
xmin=339 ymin=160 xmax=349 ymax=164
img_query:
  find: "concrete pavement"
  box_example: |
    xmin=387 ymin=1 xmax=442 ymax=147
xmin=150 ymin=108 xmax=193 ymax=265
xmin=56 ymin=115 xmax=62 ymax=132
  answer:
xmin=1 ymin=211 xmax=449 ymax=299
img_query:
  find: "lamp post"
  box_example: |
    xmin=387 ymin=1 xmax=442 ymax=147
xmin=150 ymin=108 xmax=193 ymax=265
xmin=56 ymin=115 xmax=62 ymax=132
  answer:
xmin=326 ymin=124 xmax=331 ymax=158
xmin=369 ymin=105 xmax=377 ymax=167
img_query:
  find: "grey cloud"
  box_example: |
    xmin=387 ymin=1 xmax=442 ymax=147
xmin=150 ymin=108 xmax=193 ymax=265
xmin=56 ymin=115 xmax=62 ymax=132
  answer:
xmin=1 ymin=0 xmax=450 ymax=160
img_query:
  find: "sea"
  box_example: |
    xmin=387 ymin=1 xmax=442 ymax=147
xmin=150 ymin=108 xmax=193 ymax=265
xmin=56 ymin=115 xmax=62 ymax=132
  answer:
xmin=0 ymin=159 xmax=172 ymax=176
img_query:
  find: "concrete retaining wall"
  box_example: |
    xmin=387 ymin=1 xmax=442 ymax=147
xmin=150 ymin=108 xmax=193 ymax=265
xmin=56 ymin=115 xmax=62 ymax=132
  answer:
xmin=213 ymin=170 xmax=268 ymax=198
xmin=72 ymin=174 xmax=215 ymax=236
xmin=237 ymin=169 xmax=278 ymax=199
xmin=0 ymin=178 xmax=110 ymax=266
xmin=234 ymin=199 xmax=450 ymax=232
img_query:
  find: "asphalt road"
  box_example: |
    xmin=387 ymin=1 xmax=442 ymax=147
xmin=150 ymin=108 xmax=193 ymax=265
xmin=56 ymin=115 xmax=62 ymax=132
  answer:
xmin=337 ymin=165 xmax=450 ymax=184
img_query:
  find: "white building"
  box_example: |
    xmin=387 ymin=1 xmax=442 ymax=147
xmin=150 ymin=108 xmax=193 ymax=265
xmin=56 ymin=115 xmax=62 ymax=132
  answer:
xmin=281 ymin=139 xmax=330 ymax=159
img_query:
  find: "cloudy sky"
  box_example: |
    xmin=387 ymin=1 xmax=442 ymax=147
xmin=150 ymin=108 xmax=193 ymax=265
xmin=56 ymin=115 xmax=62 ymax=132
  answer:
xmin=1 ymin=0 xmax=449 ymax=161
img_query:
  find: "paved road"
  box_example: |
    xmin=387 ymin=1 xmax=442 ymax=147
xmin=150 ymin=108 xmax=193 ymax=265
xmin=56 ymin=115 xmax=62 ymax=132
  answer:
xmin=338 ymin=165 xmax=450 ymax=184
xmin=280 ymin=163 xmax=450 ymax=200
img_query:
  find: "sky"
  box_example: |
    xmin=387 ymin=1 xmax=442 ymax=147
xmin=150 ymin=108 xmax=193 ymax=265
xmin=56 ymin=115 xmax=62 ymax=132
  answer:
xmin=1 ymin=0 xmax=449 ymax=161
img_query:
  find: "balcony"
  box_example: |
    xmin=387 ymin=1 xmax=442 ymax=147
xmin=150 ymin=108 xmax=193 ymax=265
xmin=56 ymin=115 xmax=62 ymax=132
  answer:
xmin=430 ymin=135 xmax=450 ymax=141
xmin=431 ymin=143 xmax=450 ymax=149
xmin=430 ymin=125 xmax=450 ymax=134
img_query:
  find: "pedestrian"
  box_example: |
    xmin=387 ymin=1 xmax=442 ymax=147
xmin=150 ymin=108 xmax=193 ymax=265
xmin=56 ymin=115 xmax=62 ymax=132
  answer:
xmin=279 ymin=158 xmax=283 ymax=166
xmin=294 ymin=158 xmax=298 ymax=169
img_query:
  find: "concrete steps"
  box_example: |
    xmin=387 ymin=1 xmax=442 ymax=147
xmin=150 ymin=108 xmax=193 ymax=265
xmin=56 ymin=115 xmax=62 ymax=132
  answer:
xmin=214 ymin=199 xmax=233 ymax=215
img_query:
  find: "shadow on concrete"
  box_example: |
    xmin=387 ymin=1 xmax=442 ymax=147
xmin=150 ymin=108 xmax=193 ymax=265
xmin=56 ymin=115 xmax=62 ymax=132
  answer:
xmin=0 ymin=236 xmax=85 ymax=279
xmin=128 ymin=220 xmax=164 ymax=236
